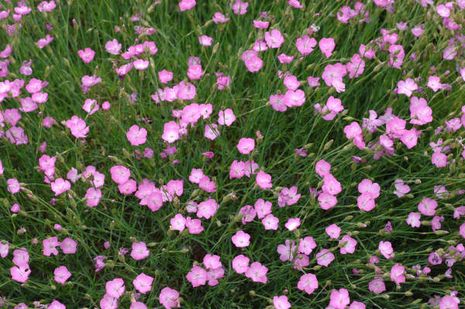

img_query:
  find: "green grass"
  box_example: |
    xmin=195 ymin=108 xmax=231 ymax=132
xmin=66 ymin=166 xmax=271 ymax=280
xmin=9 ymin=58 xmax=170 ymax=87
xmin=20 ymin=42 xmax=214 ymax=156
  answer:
xmin=1 ymin=0 xmax=465 ymax=308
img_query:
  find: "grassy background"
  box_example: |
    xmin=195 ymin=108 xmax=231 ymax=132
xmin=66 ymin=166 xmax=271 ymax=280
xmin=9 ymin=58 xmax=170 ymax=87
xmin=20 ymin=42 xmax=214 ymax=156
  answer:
xmin=1 ymin=0 xmax=465 ymax=308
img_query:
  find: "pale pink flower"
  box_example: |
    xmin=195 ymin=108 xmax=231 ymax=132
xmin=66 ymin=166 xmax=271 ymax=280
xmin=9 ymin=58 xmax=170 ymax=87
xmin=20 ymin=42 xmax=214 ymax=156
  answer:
xmin=105 ymin=278 xmax=125 ymax=299
xmin=54 ymin=266 xmax=71 ymax=284
xmin=319 ymin=38 xmax=335 ymax=58
xmin=133 ymin=273 xmax=154 ymax=294
xmin=126 ymin=125 xmax=147 ymax=146
xmin=159 ymin=287 xmax=180 ymax=309
xmin=77 ymin=48 xmax=95 ymax=64
xmin=231 ymin=230 xmax=251 ymax=248
xmin=297 ymin=273 xmax=318 ymax=295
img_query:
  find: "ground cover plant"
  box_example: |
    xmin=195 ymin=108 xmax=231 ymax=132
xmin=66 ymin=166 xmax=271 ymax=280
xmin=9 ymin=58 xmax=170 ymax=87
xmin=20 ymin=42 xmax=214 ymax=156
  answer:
xmin=1 ymin=0 xmax=465 ymax=308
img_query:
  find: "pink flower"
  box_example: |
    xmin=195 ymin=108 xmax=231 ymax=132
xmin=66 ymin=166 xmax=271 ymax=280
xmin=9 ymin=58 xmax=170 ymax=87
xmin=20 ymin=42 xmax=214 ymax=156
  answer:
xmin=118 ymin=179 xmax=137 ymax=195
xmin=186 ymin=265 xmax=207 ymax=287
xmin=427 ymin=75 xmax=447 ymax=92
xmin=162 ymin=121 xmax=180 ymax=143
xmin=322 ymin=175 xmax=342 ymax=196
xmin=126 ymin=125 xmax=147 ymax=146
xmin=232 ymin=254 xmax=250 ymax=274
xmin=48 ymin=300 xmax=66 ymax=309
xmin=106 ymin=278 xmax=126 ymax=299
xmin=179 ymin=0 xmax=196 ymax=11
xmin=231 ymin=230 xmax=251 ymax=248
xmin=319 ymin=38 xmax=336 ymax=58
xmin=418 ymin=197 xmax=437 ymax=216
xmin=241 ymin=50 xmax=263 ymax=73
xmin=346 ymin=54 xmax=365 ymax=78
xmin=329 ymin=288 xmax=350 ymax=309
xmin=212 ymin=12 xmax=229 ymax=24
xmin=368 ymin=278 xmax=386 ymax=294
xmin=256 ymin=171 xmax=272 ymax=190
xmin=10 ymin=265 xmax=31 ymax=283
xmin=232 ymin=0 xmax=248 ymax=15
xmin=296 ymin=35 xmax=317 ymax=56
xmin=264 ymin=29 xmax=284 ymax=49
xmin=13 ymin=248 xmax=30 ymax=267
xmin=105 ymin=39 xmax=122 ymax=55
xmin=110 ymin=165 xmax=131 ymax=185
xmin=460 ymin=222 xmax=465 ymax=239
xmin=196 ymin=199 xmax=219 ymax=219
xmin=378 ymin=241 xmax=394 ymax=259
xmin=0 ymin=241 xmax=9 ymax=258
xmin=170 ymin=214 xmax=186 ymax=232
xmin=358 ymin=179 xmax=380 ymax=198
xmin=277 ymin=240 xmax=296 ymax=262
xmin=65 ymin=116 xmax=89 ymax=139
xmin=51 ymin=178 xmax=71 ymax=196
xmin=218 ymin=109 xmax=236 ymax=126
xmin=322 ymin=63 xmax=347 ymax=93
xmin=318 ymin=192 xmax=338 ymax=210
xmin=297 ymin=273 xmax=318 ymax=295
xmin=159 ymin=287 xmax=180 ymax=309
xmin=198 ymin=35 xmax=213 ymax=47
xmin=254 ymin=199 xmax=272 ymax=219
xmin=204 ymin=123 xmax=220 ymax=140
xmin=61 ymin=237 xmax=78 ymax=254
xmin=133 ymin=273 xmax=154 ymax=294
xmin=7 ymin=178 xmax=21 ymax=194
xmin=131 ymin=241 xmax=150 ymax=260
xmin=432 ymin=151 xmax=448 ymax=168
xmin=283 ymin=89 xmax=305 ymax=107
xmin=406 ymin=212 xmax=421 ymax=228
xmin=43 ymin=237 xmax=60 ymax=256
xmin=390 ymin=263 xmax=406 ymax=285
xmin=273 ymin=295 xmax=291 ymax=309
xmin=54 ymin=266 xmax=71 ymax=284
xmin=410 ymin=97 xmax=432 ymax=125
xmin=245 ymin=261 xmax=268 ymax=283
xmin=325 ymin=224 xmax=341 ymax=239
xmin=439 ymin=295 xmax=460 ymax=309
xmin=339 ymin=235 xmax=357 ymax=254
xmin=99 ymin=294 xmax=118 ymax=309
xmin=237 ymin=138 xmax=255 ymax=155
xmin=262 ymin=214 xmax=279 ymax=230
xmin=158 ymin=70 xmax=173 ymax=84
xmin=186 ymin=217 xmax=204 ymax=234
xmin=285 ymin=218 xmax=301 ymax=231
xmin=397 ymin=78 xmax=418 ymax=97
xmin=77 ymin=48 xmax=95 ymax=64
